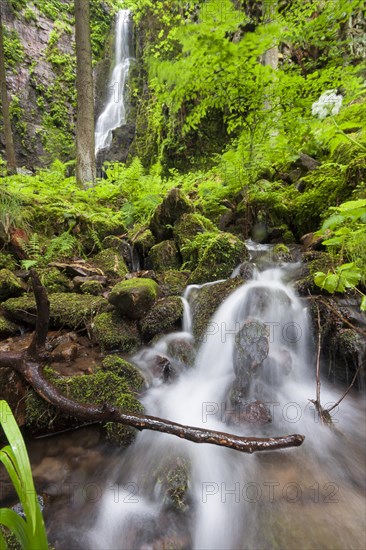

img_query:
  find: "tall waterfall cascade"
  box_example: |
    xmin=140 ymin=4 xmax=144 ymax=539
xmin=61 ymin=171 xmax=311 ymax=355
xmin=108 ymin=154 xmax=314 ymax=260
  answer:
xmin=95 ymin=9 xmax=134 ymax=156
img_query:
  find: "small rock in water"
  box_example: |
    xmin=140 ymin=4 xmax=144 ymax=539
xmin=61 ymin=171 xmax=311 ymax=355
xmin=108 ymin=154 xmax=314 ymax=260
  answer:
xmin=151 ymin=355 xmax=177 ymax=382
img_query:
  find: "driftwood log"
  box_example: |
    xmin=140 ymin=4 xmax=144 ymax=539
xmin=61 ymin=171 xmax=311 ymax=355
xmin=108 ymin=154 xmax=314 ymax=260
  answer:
xmin=0 ymin=271 xmax=305 ymax=454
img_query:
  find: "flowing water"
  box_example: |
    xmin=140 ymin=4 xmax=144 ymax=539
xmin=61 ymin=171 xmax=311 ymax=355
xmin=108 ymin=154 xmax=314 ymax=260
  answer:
xmin=32 ymin=257 xmax=365 ymax=549
xmin=95 ymin=9 xmax=134 ymax=155
xmin=41 ymin=260 xmax=364 ymax=549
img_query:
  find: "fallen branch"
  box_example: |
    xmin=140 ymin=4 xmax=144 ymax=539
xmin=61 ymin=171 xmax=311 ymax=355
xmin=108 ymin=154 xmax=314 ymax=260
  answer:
xmin=0 ymin=273 xmax=305 ymax=454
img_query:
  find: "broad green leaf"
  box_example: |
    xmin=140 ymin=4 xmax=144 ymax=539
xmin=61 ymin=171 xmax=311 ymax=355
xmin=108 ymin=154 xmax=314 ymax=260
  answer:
xmin=0 ymin=509 xmax=30 ymax=548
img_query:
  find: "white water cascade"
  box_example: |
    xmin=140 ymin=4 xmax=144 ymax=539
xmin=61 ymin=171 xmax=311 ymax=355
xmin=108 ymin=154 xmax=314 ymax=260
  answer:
xmin=79 ymin=263 xmax=365 ymax=550
xmin=95 ymin=9 xmax=134 ymax=155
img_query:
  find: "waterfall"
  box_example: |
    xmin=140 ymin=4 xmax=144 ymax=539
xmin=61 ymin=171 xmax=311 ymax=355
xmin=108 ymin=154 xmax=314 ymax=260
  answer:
xmin=95 ymin=9 xmax=134 ymax=156
xmin=80 ymin=264 xmax=365 ymax=550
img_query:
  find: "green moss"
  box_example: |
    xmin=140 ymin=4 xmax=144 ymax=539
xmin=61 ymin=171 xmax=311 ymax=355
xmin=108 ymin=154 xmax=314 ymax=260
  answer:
xmin=91 ymin=248 xmax=128 ymax=278
xmin=173 ymin=213 xmax=217 ymax=262
xmin=92 ymin=312 xmax=141 ymax=352
xmin=150 ymin=188 xmax=194 ymax=241
xmin=129 ymin=227 xmax=155 ymax=256
xmin=109 ymin=278 xmax=159 ymax=319
xmin=156 ymin=270 xmax=190 ymax=296
xmin=345 ymin=153 xmax=366 ymax=188
xmin=0 ymin=269 xmax=25 ymax=301
xmin=80 ymin=280 xmax=104 ymax=295
xmin=26 ymin=367 xmax=144 ymax=445
xmin=0 ymin=252 xmax=17 ymax=271
xmin=140 ymin=296 xmax=183 ymax=341
xmin=191 ymin=278 xmax=243 ymax=342
xmin=38 ymin=267 xmax=70 ymax=293
xmin=101 ymin=356 xmax=145 ymax=392
xmin=272 ymin=243 xmax=292 ymax=262
xmin=0 ymin=315 xmax=19 ymax=338
xmin=156 ymin=457 xmax=190 ymax=511
xmin=2 ymin=293 xmax=108 ymax=329
xmin=189 ymin=233 xmax=249 ymax=285
xmin=147 ymin=240 xmax=181 ymax=272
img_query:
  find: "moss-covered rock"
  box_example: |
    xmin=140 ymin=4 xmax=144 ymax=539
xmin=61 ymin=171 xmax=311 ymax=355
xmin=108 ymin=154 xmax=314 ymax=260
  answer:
xmin=345 ymin=153 xmax=366 ymax=188
xmin=25 ymin=367 xmax=144 ymax=445
xmin=267 ymin=225 xmax=295 ymax=244
xmin=272 ymin=244 xmax=292 ymax=263
xmin=80 ymin=280 xmax=104 ymax=295
xmin=156 ymin=456 xmax=190 ymax=511
xmin=150 ymin=188 xmax=194 ymax=241
xmin=91 ymin=248 xmax=128 ymax=278
xmin=140 ymin=296 xmax=183 ymax=342
xmin=189 ymin=233 xmax=249 ymax=285
xmin=156 ymin=270 xmax=190 ymax=297
xmin=129 ymin=226 xmax=155 ymax=256
xmin=0 ymin=269 xmax=26 ymax=301
xmin=109 ymin=278 xmax=159 ymax=319
xmin=38 ymin=267 xmax=70 ymax=293
xmin=0 ymin=252 xmax=17 ymax=271
xmin=147 ymin=240 xmax=181 ymax=272
xmin=101 ymin=355 xmax=145 ymax=392
xmin=294 ymin=251 xmax=340 ymax=296
xmin=92 ymin=311 xmax=140 ymax=352
xmin=2 ymin=293 xmax=108 ymax=329
xmin=191 ymin=278 xmax=244 ymax=342
xmin=0 ymin=315 xmax=19 ymax=338
xmin=173 ymin=213 xmax=217 ymax=263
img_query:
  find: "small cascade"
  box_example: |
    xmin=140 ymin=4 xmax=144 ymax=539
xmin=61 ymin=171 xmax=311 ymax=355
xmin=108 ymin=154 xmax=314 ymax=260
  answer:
xmin=51 ymin=255 xmax=365 ymax=549
xmin=95 ymin=9 xmax=134 ymax=156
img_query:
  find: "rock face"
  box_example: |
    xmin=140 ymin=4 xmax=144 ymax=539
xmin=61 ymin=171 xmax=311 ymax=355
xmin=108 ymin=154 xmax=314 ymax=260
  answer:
xmin=92 ymin=311 xmax=140 ymax=352
xmin=108 ymin=278 xmax=159 ymax=319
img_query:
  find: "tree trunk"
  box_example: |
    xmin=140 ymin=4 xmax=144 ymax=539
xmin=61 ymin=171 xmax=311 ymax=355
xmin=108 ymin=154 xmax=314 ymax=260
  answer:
xmin=0 ymin=7 xmax=17 ymax=175
xmin=75 ymin=0 xmax=96 ymax=186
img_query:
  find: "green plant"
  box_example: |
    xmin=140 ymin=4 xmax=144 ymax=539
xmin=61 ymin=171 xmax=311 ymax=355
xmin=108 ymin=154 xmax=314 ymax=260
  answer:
xmin=0 ymin=400 xmax=48 ymax=549
xmin=314 ymin=199 xmax=366 ymax=310
xmin=0 ymin=191 xmax=32 ymax=242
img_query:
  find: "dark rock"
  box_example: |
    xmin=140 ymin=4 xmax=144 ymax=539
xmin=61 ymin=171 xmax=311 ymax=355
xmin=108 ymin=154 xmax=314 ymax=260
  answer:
xmin=150 ymin=188 xmax=194 ymax=241
xmin=140 ymin=296 xmax=183 ymax=341
xmin=301 ymin=232 xmax=325 ymax=251
xmin=92 ymin=311 xmax=140 ymax=352
xmin=0 ymin=315 xmax=20 ymax=338
xmin=108 ymin=278 xmax=159 ymax=319
xmin=156 ymin=270 xmax=190 ymax=297
xmin=151 ymin=355 xmax=177 ymax=382
xmin=0 ymin=268 xmax=26 ymax=300
xmin=167 ymin=339 xmax=195 ymax=367
xmin=147 ymin=240 xmax=181 ymax=272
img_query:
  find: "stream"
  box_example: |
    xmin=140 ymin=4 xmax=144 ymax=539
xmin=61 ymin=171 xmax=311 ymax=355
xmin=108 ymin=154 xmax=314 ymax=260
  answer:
xmin=26 ymin=248 xmax=365 ymax=549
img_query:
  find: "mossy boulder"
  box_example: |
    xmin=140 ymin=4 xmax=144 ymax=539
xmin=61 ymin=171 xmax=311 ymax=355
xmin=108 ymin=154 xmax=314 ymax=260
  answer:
xmin=156 ymin=270 xmax=190 ymax=297
xmin=25 ymin=367 xmax=144 ymax=445
xmin=150 ymin=188 xmax=194 ymax=241
xmin=2 ymin=293 xmax=108 ymax=329
xmin=173 ymin=213 xmax=217 ymax=262
xmin=38 ymin=267 xmax=70 ymax=293
xmin=345 ymin=153 xmax=366 ymax=187
xmin=147 ymin=240 xmax=181 ymax=272
xmin=101 ymin=355 xmax=145 ymax=391
xmin=189 ymin=233 xmax=249 ymax=285
xmin=190 ymin=278 xmax=244 ymax=342
xmin=0 ymin=269 xmax=26 ymax=301
xmin=109 ymin=278 xmax=159 ymax=319
xmin=0 ymin=252 xmax=17 ymax=271
xmin=0 ymin=315 xmax=19 ymax=338
xmin=140 ymin=296 xmax=183 ymax=341
xmin=294 ymin=251 xmax=340 ymax=296
xmin=91 ymin=248 xmax=128 ymax=279
xmin=92 ymin=311 xmax=140 ymax=352
xmin=156 ymin=456 xmax=190 ymax=511
xmin=129 ymin=227 xmax=155 ymax=256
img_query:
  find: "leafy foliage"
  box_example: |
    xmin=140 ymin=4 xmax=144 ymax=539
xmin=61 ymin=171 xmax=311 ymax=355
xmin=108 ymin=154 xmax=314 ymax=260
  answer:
xmin=0 ymin=401 xmax=48 ymax=549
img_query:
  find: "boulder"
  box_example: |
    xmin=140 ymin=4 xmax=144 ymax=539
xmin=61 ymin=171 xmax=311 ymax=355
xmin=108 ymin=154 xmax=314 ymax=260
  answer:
xmin=156 ymin=270 xmax=190 ymax=297
xmin=108 ymin=278 xmax=159 ymax=319
xmin=189 ymin=233 xmax=249 ymax=284
xmin=147 ymin=240 xmax=181 ymax=272
xmin=150 ymin=188 xmax=194 ymax=241
xmin=90 ymin=248 xmax=128 ymax=278
xmin=100 ymin=355 xmax=145 ymax=392
xmin=173 ymin=213 xmax=217 ymax=263
xmin=0 ymin=269 xmax=26 ymax=301
xmin=0 ymin=314 xmax=20 ymax=338
xmin=92 ymin=311 xmax=140 ymax=352
xmin=140 ymin=296 xmax=183 ymax=342
xmin=191 ymin=278 xmax=244 ymax=342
